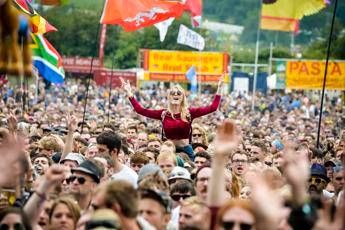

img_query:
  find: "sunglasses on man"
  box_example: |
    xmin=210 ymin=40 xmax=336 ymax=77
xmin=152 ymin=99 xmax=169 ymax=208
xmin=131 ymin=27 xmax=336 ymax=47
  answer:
xmin=222 ymin=221 xmax=253 ymax=230
xmin=66 ymin=175 xmax=87 ymax=184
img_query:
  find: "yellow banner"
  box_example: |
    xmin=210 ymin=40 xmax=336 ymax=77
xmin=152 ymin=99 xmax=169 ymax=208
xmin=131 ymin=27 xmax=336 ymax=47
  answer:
xmin=146 ymin=50 xmax=228 ymax=75
xmin=286 ymin=61 xmax=345 ymax=90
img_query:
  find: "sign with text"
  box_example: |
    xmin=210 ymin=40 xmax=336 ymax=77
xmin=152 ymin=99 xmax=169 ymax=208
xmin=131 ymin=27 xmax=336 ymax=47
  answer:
xmin=63 ymin=57 xmax=102 ymax=73
xmin=141 ymin=49 xmax=229 ymax=83
xmin=94 ymin=69 xmax=137 ymax=87
xmin=286 ymin=61 xmax=345 ymax=90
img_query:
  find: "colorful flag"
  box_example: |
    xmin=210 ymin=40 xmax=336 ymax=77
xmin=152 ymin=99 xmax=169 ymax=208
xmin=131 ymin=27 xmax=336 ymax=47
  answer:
xmin=30 ymin=34 xmax=65 ymax=83
xmin=186 ymin=66 xmax=197 ymax=93
xmin=260 ymin=0 xmax=327 ymax=33
xmin=100 ymin=0 xmax=185 ymax=31
xmin=13 ymin=0 xmax=57 ymax=34
xmin=185 ymin=0 xmax=202 ymax=27
xmin=177 ymin=24 xmax=205 ymax=50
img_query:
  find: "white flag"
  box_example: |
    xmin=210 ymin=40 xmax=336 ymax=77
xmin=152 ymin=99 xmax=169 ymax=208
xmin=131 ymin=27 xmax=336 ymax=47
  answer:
xmin=154 ymin=18 xmax=175 ymax=42
xmin=177 ymin=24 xmax=205 ymax=50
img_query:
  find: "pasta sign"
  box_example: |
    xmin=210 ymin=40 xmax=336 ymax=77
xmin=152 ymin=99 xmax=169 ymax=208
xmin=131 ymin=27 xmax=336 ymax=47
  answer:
xmin=286 ymin=61 xmax=345 ymax=90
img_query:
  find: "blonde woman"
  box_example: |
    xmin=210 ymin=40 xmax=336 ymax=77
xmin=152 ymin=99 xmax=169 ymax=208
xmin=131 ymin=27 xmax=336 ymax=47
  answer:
xmin=120 ymin=77 xmax=223 ymax=161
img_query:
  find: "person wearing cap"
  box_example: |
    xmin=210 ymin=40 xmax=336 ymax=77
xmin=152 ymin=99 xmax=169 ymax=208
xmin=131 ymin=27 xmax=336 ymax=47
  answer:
xmin=60 ymin=152 xmax=85 ymax=169
xmin=138 ymin=189 xmax=173 ymax=230
xmin=68 ymin=160 xmax=102 ymax=210
xmin=168 ymin=167 xmax=192 ymax=186
xmin=308 ymin=163 xmax=331 ymax=198
xmin=96 ymin=131 xmax=138 ymax=187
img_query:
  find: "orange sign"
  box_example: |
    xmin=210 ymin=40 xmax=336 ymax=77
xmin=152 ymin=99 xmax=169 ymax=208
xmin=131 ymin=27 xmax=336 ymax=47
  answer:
xmin=286 ymin=61 xmax=345 ymax=90
xmin=141 ymin=49 xmax=229 ymax=83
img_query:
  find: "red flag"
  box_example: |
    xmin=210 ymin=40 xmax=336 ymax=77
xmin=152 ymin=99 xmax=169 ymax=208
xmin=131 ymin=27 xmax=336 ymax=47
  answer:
xmin=185 ymin=0 xmax=202 ymax=27
xmin=100 ymin=0 xmax=186 ymax=31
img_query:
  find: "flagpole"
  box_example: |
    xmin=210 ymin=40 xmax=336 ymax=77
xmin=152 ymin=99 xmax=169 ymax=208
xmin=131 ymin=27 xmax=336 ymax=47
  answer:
xmin=316 ymin=0 xmax=338 ymax=148
xmin=268 ymin=42 xmax=273 ymax=77
xmin=81 ymin=23 xmax=101 ymax=134
xmin=251 ymin=0 xmax=263 ymax=111
xmin=107 ymin=56 xmax=115 ymax=123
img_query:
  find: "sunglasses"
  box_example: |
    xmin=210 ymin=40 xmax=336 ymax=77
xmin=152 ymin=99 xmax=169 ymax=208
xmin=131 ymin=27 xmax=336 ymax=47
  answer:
xmin=222 ymin=221 xmax=253 ymax=230
xmin=0 ymin=223 xmax=25 ymax=230
xmin=66 ymin=175 xmax=86 ymax=184
xmin=192 ymin=133 xmax=202 ymax=137
xmin=308 ymin=177 xmax=326 ymax=184
xmin=171 ymin=194 xmax=191 ymax=201
xmin=170 ymin=90 xmax=182 ymax=96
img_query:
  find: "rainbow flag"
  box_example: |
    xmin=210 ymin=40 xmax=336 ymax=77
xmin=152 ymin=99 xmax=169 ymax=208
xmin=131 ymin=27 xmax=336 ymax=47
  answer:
xmin=261 ymin=0 xmax=327 ymax=33
xmin=30 ymin=34 xmax=65 ymax=83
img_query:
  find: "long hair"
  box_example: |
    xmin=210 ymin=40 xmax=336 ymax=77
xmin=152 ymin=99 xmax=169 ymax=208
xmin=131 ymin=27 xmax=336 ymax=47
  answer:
xmin=167 ymin=84 xmax=190 ymax=122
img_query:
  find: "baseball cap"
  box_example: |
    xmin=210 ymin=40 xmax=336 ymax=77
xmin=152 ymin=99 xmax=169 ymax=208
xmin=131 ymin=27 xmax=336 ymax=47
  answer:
xmin=310 ymin=163 xmax=329 ymax=182
xmin=72 ymin=160 xmax=102 ymax=183
xmin=140 ymin=189 xmax=172 ymax=213
xmin=168 ymin=166 xmax=191 ymax=182
xmin=60 ymin=153 xmax=85 ymax=165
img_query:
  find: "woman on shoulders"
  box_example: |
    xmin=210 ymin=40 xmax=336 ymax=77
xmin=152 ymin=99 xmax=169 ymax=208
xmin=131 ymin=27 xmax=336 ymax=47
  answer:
xmin=120 ymin=77 xmax=224 ymax=160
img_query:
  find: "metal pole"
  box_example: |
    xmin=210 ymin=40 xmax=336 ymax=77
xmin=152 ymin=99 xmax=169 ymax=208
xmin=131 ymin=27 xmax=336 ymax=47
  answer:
xmin=316 ymin=0 xmax=338 ymax=148
xmin=107 ymin=57 xmax=115 ymax=123
xmin=268 ymin=42 xmax=273 ymax=76
xmin=251 ymin=0 xmax=262 ymax=111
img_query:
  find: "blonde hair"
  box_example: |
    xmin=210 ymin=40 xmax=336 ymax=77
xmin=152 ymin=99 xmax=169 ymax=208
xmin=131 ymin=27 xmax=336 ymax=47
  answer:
xmin=192 ymin=124 xmax=209 ymax=146
xmin=167 ymin=84 xmax=190 ymax=122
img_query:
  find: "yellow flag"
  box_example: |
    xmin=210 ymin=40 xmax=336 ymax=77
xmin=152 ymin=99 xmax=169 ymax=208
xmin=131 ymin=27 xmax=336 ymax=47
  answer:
xmin=261 ymin=0 xmax=326 ymax=32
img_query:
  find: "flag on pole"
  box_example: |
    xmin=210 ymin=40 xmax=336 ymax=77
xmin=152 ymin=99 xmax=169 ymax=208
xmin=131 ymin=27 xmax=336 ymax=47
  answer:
xmin=185 ymin=0 xmax=202 ymax=27
xmin=177 ymin=24 xmax=205 ymax=50
xmin=100 ymin=0 xmax=185 ymax=31
xmin=260 ymin=0 xmax=327 ymax=33
xmin=30 ymin=34 xmax=65 ymax=83
xmin=13 ymin=0 xmax=57 ymax=34
xmin=186 ymin=66 xmax=197 ymax=94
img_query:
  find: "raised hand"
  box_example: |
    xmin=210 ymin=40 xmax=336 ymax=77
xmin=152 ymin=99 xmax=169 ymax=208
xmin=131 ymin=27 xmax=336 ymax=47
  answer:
xmin=120 ymin=77 xmax=133 ymax=97
xmin=213 ymin=119 xmax=241 ymax=157
xmin=216 ymin=74 xmax=225 ymax=94
xmin=7 ymin=112 xmax=18 ymax=132
xmin=0 ymin=135 xmax=25 ymax=187
xmin=36 ymin=164 xmax=67 ymax=193
xmin=313 ymin=200 xmax=344 ymax=230
xmin=281 ymin=142 xmax=309 ymax=205
xmin=66 ymin=114 xmax=78 ymax=133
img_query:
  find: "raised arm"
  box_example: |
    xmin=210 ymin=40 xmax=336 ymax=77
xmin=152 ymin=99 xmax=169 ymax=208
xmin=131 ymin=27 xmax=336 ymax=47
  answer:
xmin=120 ymin=77 xmax=163 ymax=120
xmin=190 ymin=76 xmax=223 ymax=119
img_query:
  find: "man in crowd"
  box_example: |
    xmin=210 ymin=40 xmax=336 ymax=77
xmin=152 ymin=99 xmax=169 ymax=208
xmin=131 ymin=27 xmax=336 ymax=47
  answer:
xmin=96 ymin=131 xmax=138 ymax=187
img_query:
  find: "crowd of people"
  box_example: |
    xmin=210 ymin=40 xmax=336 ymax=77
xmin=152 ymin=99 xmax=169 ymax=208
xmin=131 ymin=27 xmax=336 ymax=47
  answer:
xmin=0 ymin=78 xmax=344 ymax=230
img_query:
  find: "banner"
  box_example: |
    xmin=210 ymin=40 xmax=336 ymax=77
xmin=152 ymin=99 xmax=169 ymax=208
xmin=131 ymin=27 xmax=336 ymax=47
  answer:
xmin=177 ymin=24 xmax=205 ymax=50
xmin=260 ymin=0 xmax=327 ymax=33
xmin=286 ymin=61 xmax=345 ymax=90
